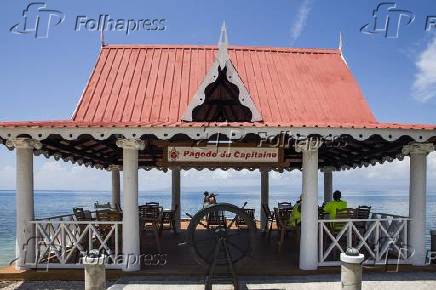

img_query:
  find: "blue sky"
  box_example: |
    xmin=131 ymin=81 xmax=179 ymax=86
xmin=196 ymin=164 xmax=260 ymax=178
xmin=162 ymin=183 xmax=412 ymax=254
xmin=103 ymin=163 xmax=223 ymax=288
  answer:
xmin=0 ymin=0 xmax=435 ymax=193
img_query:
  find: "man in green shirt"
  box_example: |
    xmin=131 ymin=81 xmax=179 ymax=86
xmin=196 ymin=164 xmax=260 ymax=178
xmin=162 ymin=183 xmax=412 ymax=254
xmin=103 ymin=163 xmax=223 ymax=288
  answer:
xmin=289 ymin=195 xmax=302 ymax=227
xmin=323 ymin=190 xmax=347 ymax=219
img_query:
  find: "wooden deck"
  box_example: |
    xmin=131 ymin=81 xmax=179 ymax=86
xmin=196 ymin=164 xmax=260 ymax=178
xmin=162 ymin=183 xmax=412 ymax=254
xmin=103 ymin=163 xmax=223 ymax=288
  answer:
xmin=142 ymin=224 xmax=299 ymax=275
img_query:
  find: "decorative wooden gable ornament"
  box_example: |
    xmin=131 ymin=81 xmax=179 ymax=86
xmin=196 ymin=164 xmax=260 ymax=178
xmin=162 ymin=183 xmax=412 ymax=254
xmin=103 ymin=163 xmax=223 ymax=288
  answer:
xmin=182 ymin=23 xmax=262 ymax=122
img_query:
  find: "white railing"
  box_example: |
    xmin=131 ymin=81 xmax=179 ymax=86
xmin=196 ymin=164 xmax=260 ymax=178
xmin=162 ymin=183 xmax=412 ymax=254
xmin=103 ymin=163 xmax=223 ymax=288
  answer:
xmin=27 ymin=219 xmax=123 ymax=269
xmin=318 ymin=213 xmax=411 ymax=266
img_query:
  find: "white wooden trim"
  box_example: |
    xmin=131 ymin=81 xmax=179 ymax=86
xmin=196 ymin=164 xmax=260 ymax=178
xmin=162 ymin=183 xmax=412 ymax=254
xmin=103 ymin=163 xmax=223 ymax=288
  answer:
xmin=181 ymin=23 xmax=262 ymax=122
xmin=31 ymin=219 xmax=122 ymax=268
xmin=1 ymin=126 xmax=434 ymax=142
xmin=318 ymin=216 xmax=411 ymax=266
xmin=1 ymin=126 xmax=435 ymax=171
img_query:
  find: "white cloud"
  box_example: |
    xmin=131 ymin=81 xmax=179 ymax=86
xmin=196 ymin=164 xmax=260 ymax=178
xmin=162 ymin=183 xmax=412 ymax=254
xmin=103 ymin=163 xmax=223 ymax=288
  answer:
xmin=0 ymin=151 xmax=435 ymax=194
xmin=412 ymin=36 xmax=436 ymax=102
xmin=334 ymin=158 xmax=409 ymax=193
xmin=34 ymin=160 xmax=111 ymax=191
xmin=290 ymin=0 xmax=312 ymax=45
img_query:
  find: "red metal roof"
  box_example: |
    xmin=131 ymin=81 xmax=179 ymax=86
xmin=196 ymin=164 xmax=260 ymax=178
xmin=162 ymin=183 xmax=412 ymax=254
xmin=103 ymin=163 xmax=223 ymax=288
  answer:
xmin=1 ymin=44 xmax=435 ymax=131
xmin=72 ymin=45 xmax=376 ymax=126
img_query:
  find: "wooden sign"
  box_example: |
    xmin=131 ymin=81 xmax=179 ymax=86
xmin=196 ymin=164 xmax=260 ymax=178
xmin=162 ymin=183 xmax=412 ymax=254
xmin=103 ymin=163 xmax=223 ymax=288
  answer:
xmin=166 ymin=146 xmax=280 ymax=163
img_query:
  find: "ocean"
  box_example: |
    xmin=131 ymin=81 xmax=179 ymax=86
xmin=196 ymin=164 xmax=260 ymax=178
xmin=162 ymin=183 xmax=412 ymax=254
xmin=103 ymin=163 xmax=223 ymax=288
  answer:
xmin=0 ymin=189 xmax=435 ymax=266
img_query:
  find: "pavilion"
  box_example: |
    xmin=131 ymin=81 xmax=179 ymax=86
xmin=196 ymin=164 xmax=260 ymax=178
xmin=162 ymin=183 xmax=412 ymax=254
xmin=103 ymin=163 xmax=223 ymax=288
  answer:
xmin=1 ymin=25 xmax=435 ymax=272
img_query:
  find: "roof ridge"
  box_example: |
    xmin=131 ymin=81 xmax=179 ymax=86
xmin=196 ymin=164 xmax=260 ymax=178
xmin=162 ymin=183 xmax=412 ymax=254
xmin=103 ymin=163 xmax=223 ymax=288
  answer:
xmin=102 ymin=44 xmax=340 ymax=54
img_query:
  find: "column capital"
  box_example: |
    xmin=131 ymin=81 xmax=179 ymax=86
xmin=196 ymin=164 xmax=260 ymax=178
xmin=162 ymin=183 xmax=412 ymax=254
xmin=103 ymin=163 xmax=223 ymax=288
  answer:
xmin=321 ymin=166 xmax=335 ymax=173
xmin=294 ymin=138 xmax=323 ymax=153
xmin=116 ymin=139 xmax=145 ymax=150
xmin=402 ymin=143 xmax=434 ymax=156
xmin=6 ymin=138 xmax=42 ymax=150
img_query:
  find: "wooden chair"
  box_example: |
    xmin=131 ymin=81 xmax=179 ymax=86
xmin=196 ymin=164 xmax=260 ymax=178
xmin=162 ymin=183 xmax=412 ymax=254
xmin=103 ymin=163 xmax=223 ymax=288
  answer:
xmin=145 ymin=202 xmax=160 ymax=207
xmin=113 ymin=203 xmax=122 ymax=212
xmin=206 ymin=210 xmax=227 ymax=228
xmin=95 ymin=210 xmax=122 ymax=253
xmin=160 ymin=205 xmax=178 ymax=234
xmin=95 ymin=201 xmax=111 ymax=210
xmin=73 ymin=207 xmax=85 ymax=220
xmin=84 ymin=210 xmax=93 ymax=220
xmin=355 ymin=206 xmax=371 ymax=233
xmin=336 ymin=208 xmax=356 ymax=219
xmin=66 ymin=208 xmax=91 ymax=262
xmin=72 ymin=207 xmax=92 ymax=241
xmin=356 ymin=206 xmax=371 ymax=219
xmin=96 ymin=210 xmax=121 ymax=227
xmin=318 ymin=206 xmax=326 ymax=219
xmin=261 ymin=204 xmax=275 ymax=239
xmin=138 ymin=204 xmax=162 ymax=251
xmin=235 ymin=208 xmax=255 ymax=229
xmin=330 ymin=208 xmax=356 ymax=236
xmin=278 ymin=202 xmax=292 ymax=210
xmin=274 ymin=208 xmax=293 ymax=252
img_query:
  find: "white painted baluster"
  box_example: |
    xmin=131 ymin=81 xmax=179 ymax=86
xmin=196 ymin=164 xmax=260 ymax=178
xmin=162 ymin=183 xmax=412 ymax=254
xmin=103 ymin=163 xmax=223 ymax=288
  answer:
xmin=347 ymin=221 xmax=353 ymax=248
xmin=319 ymin=221 xmax=323 ymax=264
xmin=61 ymin=224 xmax=66 ymax=264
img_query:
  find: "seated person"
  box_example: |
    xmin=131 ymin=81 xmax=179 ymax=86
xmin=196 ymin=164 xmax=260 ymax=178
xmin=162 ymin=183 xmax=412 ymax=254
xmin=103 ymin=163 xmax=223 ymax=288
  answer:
xmin=289 ymin=194 xmax=302 ymax=227
xmin=323 ymin=190 xmax=347 ymax=219
xmin=208 ymin=193 xmax=217 ymax=205
xmin=203 ymin=191 xmax=210 ymax=207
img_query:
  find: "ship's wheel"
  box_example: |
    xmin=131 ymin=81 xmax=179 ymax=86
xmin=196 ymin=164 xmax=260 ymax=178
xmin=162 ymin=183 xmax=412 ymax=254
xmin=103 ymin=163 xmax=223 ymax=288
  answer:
xmin=185 ymin=203 xmax=256 ymax=289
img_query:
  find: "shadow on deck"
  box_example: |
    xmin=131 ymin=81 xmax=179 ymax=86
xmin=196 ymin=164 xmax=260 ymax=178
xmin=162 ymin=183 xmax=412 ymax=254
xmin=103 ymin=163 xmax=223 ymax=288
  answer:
xmin=141 ymin=226 xmax=299 ymax=275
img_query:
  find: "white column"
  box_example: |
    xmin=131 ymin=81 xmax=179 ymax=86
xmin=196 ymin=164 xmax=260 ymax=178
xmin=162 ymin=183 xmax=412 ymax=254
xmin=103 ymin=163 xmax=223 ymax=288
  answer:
xmin=260 ymin=169 xmax=269 ymax=230
xmin=7 ymin=138 xmax=41 ymax=269
xmin=116 ymin=139 xmax=145 ymax=272
xmin=296 ymin=141 xmax=320 ymax=270
xmin=323 ymin=167 xmax=334 ymax=203
xmin=402 ymin=143 xmax=434 ymax=266
xmin=171 ymin=167 xmax=181 ymax=231
xmin=110 ymin=165 xmax=121 ymax=209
